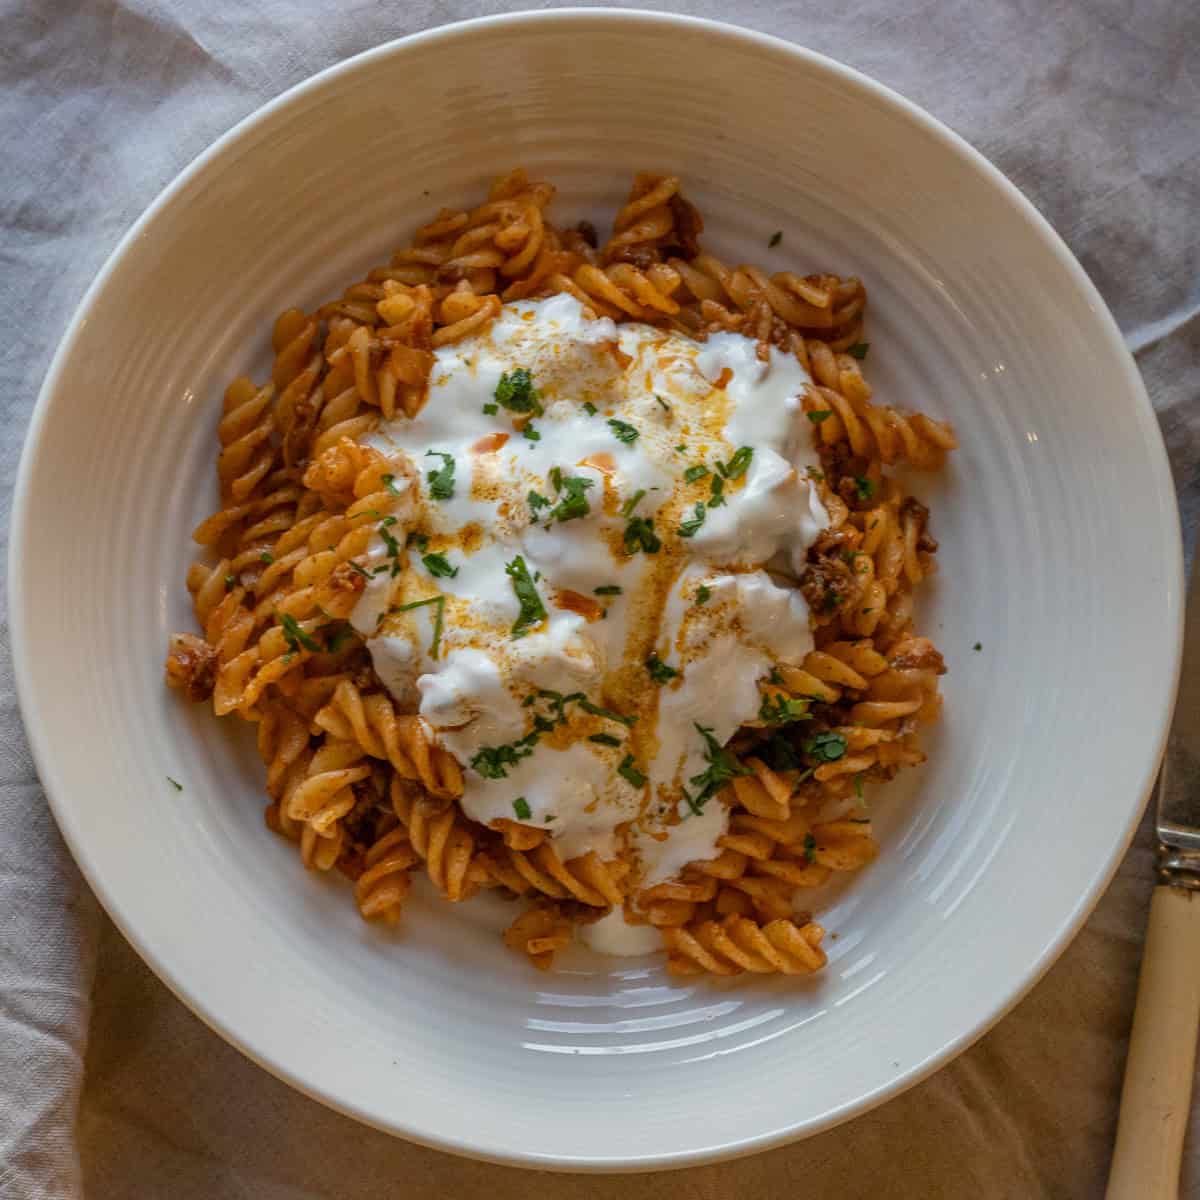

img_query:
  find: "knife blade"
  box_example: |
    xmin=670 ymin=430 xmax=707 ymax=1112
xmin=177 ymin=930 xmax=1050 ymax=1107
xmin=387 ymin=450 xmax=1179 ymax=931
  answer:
xmin=1158 ymin=547 xmax=1200 ymax=879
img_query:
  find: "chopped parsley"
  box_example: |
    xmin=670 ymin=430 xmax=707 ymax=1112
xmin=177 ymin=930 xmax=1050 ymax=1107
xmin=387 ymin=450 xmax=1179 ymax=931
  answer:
xmin=804 ymin=832 xmax=818 ymax=863
xmin=852 ymin=475 xmax=875 ymax=501
xmin=505 ymin=555 xmax=546 ymax=638
xmin=259 ymin=550 xmax=274 ymax=564
xmin=646 ymin=654 xmax=679 ymax=684
xmin=582 ymin=401 xmax=597 ymax=416
xmin=422 ymin=552 xmax=457 ymax=579
xmin=393 ymin=595 xmax=447 ymax=659
xmin=406 ymin=531 xmax=430 ymax=552
xmin=279 ymin=612 xmax=321 ymax=654
xmin=425 ymin=451 xmax=456 ymax=500
xmin=588 ymin=732 xmax=621 ymax=747
xmin=347 ymin=560 xmax=372 ymax=581
xmin=708 ymin=474 xmax=726 ymax=508
xmin=382 ymin=473 xmax=404 ymax=496
xmin=768 ymin=666 xmax=784 ymax=684
xmin=494 ymin=367 xmax=543 ymax=415
xmin=974 ymin=641 xmax=983 ymax=651
xmin=482 ymin=402 xmax=498 ymax=415
xmin=718 ymin=446 xmax=754 ymax=480
xmin=473 ymin=690 xmax=632 ymax=780
xmin=547 ymin=473 xmax=594 ymax=523
xmin=576 ymin=697 xmax=637 ymax=727
xmin=759 ymin=693 xmax=812 ymax=725
xmin=847 ymin=342 xmax=870 ymax=360
xmin=803 ymin=730 xmax=848 ymax=763
xmin=655 ymin=395 xmax=670 ymax=413
xmin=677 ymin=502 xmax=707 ymax=538
xmin=618 ymin=755 xmax=647 ymax=788
xmin=768 ymin=230 xmax=783 ymax=248
xmin=683 ymin=723 xmax=753 ymax=814
xmin=471 ymin=743 xmax=533 ymax=779
xmin=620 ymin=489 xmax=646 ymax=519
xmin=807 ymin=466 xmax=825 ymax=482
xmin=623 ymin=515 xmax=661 ymax=555
xmin=607 ymin=418 xmax=639 ymax=444
xmin=594 ymin=585 xmax=622 ymax=596
xmin=522 ymin=424 xmax=541 ymax=441
xmin=512 ymin=797 xmax=532 ymax=821
xmin=224 ymin=574 xmax=236 ymax=590
xmin=807 ymin=409 xmax=833 ymax=424
xmin=166 ymin=776 xmax=182 ymax=792
xmin=854 ymin=773 xmax=865 ymax=800
xmin=674 ymin=443 xmax=687 ymax=453
xmin=695 ymin=585 xmax=712 ymax=606
xmin=528 ymin=490 xmax=550 ymax=514
xmin=683 ymin=464 xmax=710 ymax=483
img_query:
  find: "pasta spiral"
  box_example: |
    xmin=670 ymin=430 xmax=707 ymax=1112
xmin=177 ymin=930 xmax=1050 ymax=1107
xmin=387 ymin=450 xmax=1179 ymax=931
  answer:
xmin=166 ymin=167 xmax=953 ymax=977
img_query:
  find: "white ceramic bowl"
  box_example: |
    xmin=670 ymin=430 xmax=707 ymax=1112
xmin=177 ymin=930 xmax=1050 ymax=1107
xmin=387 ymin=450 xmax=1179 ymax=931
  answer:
xmin=11 ymin=9 xmax=1182 ymax=1171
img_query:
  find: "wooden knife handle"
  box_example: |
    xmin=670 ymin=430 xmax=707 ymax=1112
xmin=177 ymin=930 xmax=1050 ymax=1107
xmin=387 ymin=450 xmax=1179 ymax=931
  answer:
xmin=1107 ymin=885 xmax=1200 ymax=1200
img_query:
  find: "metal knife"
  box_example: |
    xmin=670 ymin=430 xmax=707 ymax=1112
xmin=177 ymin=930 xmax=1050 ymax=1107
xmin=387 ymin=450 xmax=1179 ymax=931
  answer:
xmin=1108 ymin=547 xmax=1200 ymax=1200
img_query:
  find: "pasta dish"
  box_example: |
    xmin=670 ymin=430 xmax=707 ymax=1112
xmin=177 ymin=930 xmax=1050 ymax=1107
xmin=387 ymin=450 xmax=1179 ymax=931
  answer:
xmin=165 ymin=170 xmax=955 ymax=977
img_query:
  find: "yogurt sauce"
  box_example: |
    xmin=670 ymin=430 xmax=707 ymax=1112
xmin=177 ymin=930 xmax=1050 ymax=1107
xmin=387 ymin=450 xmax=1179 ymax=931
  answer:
xmin=348 ymin=294 xmax=828 ymax=948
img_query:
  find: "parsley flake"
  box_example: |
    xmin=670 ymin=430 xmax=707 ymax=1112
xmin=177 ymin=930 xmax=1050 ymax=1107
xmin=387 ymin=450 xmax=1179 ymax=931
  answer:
xmin=594 ymin=585 xmax=622 ymax=596
xmin=422 ymin=552 xmax=458 ymax=579
xmin=224 ymin=574 xmax=236 ymax=590
xmin=802 ymin=730 xmax=848 ymax=763
xmin=695 ymin=585 xmax=712 ymax=606
xmin=804 ymin=832 xmax=818 ymax=863
xmin=847 ymin=342 xmax=870 ymax=360
xmin=768 ymin=230 xmax=783 ymax=248
xmin=853 ymin=475 xmax=875 ymax=501
xmin=620 ymin=489 xmax=646 ymax=519
xmin=607 ymin=418 xmax=639 ymax=444
xmin=718 ymin=446 xmax=753 ymax=480
xmin=512 ymin=797 xmax=532 ymax=821
xmin=807 ymin=409 xmax=833 ymax=424
xmin=684 ymin=464 xmax=710 ymax=483
xmin=547 ymin=474 xmax=594 ymax=523
xmin=425 ymin=451 xmax=456 ymax=500
xmin=582 ymin=401 xmax=597 ymax=416
xmin=677 ymin=502 xmax=707 ymax=538
xmin=589 ymin=733 xmax=621 ymax=747
xmin=279 ymin=612 xmax=321 ymax=654
xmin=494 ymin=367 xmax=543 ymax=415
xmin=393 ymin=595 xmax=447 ymax=659
xmin=259 ymin=550 xmax=274 ymax=564
xmin=382 ymin=473 xmax=404 ymax=496
xmin=758 ymin=693 xmax=812 ymax=725
xmin=166 ymin=776 xmax=182 ymax=792
xmin=683 ymin=723 xmax=753 ymax=813
xmin=623 ymin=515 xmax=661 ymax=555
xmin=482 ymin=402 xmax=498 ymax=415
xmin=655 ymin=395 xmax=670 ymax=413
xmin=576 ymin=698 xmax=637 ymax=727
xmin=618 ymin=755 xmax=647 ymax=788
xmin=506 ymin=555 xmax=546 ymax=638
xmin=646 ymin=654 xmax=679 ymax=684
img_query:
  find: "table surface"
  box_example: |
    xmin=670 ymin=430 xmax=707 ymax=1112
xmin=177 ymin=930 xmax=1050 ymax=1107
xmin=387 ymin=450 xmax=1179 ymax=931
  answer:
xmin=2 ymin=1 xmax=1198 ymax=1197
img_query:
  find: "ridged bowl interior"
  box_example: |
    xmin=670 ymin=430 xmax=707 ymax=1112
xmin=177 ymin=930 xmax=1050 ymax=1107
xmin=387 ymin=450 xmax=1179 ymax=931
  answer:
xmin=10 ymin=10 xmax=1181 ymax=1171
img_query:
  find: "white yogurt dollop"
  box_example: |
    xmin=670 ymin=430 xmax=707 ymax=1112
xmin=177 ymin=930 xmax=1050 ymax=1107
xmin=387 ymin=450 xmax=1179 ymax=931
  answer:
xmin=348 ymin=295 xmax=828 ymax=930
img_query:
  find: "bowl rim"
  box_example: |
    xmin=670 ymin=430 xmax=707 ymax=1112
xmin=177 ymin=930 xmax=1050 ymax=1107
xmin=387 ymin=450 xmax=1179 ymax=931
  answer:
xmin=9 ymin=6 xmax=1183 ymax=1172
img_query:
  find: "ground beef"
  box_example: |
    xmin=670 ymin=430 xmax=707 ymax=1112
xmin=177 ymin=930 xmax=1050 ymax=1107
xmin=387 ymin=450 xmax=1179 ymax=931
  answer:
xmin=164 ymin=633 xmax=217 ymax=702
xmin=800 ymin=554 xmax=856 ymax=615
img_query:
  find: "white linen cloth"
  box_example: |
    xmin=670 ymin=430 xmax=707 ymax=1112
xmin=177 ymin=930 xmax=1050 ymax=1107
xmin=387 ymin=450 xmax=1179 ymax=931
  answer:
xmin=1 ymin=1 xmax=1197 ymax=1196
